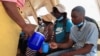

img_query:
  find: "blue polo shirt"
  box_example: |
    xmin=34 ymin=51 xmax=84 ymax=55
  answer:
xmin=54 ymin=19 xmax=73 ymax=43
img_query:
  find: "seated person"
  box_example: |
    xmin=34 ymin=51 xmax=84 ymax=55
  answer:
xmin=37 ymin=17 xmax=45 ymax=33
xmin=48 ymin=4 xmax=73 ymax=54
xmin=47 ymin=6 xmax=99 ymax=56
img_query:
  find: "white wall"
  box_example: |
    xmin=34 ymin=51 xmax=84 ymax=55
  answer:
xmin=59 ymin=0 xmax=100 ymax=22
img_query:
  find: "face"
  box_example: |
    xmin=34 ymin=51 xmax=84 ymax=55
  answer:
xmin=38 ymin=20 xmax=43 ymax=24
xmin=71 ymin=11 xmax=84 ymax=25
xmin=51 ymin=12 xmax=61 ymax=19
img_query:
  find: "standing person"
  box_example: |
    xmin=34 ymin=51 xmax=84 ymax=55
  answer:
xmin=0 ymin=0 xmax=35 ymax=56
xmin=49 ymin=4 xmax=73 ymax=53
xmin=47 ymin=6 xmax=99 ymax=56
xmin=37 ymin=14 xmax=55 ymax=56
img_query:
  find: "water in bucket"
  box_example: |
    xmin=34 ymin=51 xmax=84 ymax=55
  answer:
xmin=28 ymin=32 xmax=45 ymax=51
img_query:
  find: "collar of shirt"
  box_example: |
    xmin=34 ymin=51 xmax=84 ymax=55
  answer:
xmin=75 ymin=20 xmax=87 ymax=31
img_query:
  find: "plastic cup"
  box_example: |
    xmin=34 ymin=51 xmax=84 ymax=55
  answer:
xmin=42 ymin=42 xmax=49 ymax=53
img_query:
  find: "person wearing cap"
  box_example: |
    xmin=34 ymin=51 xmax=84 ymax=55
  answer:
xmin=42 ymin=14 xmax=55 ymax=42
xmin=0 ymin=0 xmax=35 ymax=56
xmin=39 ymin=14 xmax=55 ymax=56
xmin=47 ymin=6 xmax=98 ymax=56
xmin=48 ymin=4 xmax=73 ymax=55
xmin=37 ymin=17 xmax=45 ymax=33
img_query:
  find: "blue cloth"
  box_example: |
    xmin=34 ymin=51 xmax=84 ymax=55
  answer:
xmin=54 ymin=19 xmax=73 ymax=43
xmin=66 ymin=19 xmax=73 ymax=32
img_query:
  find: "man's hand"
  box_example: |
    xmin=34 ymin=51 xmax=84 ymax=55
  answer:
xmin=49 ymin=42 xmax=58 ymax=49
xmin=22 ymin=24 xmax=36 ymax=38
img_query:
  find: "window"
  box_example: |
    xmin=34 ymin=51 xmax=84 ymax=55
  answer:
xmin=36 ymin=6 xmax=49 ymax=16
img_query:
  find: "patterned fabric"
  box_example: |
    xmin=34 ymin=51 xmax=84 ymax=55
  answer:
xmin=43 ymin=23 xmax=54 ymax=42
xmin=26 ymin=47 xmax=36 ymax=56
xmin=2 ymin=0 xmax=25 ymax=7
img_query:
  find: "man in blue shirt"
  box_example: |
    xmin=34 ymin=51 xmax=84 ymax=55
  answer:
xmin=54 ymin=18 xmax=72 ymax=43
xmin=49 ymin=4 xmax=73 ymax=53
xmin=48 ymin=6 xmax=98 ymax=56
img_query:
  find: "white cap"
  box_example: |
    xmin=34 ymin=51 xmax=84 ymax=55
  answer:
xmin=55 ymin=4 xmax=66 ymax=13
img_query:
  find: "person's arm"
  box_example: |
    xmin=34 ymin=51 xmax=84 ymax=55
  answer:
xmin=60 ymin=44 xmax=93 ymax=56
xmin=61 ymin=23 xmax=99 ymax=56
xmin=70 ymin=44 xmax=93 ymax=54
xmin=64 ymin=32 xmax=70 ymax=42
xmin=2 ymin=1 xmax=35 ymax=37
xmin=57 ymin=38 xmax=74 ymax=49
xmin=2 ymin=1 xmax=26 ymax=28
xmin=64 ymin=19 xmax=73 ymax=42
xmin=67 ymin=23 xmax=98 ymax=55
xmin=49 ymin=23 xmax=55 ymax=42
xmin=49 ymin=37 xmax=74 ymax=49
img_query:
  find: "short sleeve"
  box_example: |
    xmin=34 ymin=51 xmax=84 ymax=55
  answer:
xmin=85 ymin=23 xmax=98 ymax=46
xmin=2 ymin=0 xmax=17 ymax=2
xmin=2 ymin=0 xmax=25 ymax=7
xmin=66 ymin=19 xmax=73 ymax=32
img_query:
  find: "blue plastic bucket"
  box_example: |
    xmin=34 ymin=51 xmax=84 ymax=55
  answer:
xmin=28 ymin=32 xmax=45 ymax=51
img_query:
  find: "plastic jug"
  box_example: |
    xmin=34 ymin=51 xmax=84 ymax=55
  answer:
xmin=28 ymin=32 xmax=45 ymax=51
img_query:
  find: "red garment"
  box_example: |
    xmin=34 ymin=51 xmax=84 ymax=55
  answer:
xmin=2 ymin=0 xmax=25 ymax=7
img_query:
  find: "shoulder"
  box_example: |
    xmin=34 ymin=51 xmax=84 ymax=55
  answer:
xmin=86 ymin=21 xmax=97 ymax=28
xmin=85 ymin=21 xmax=98 ymax=32
xmin=85 ymin=17 xmax=98 ymax=28
xmin=66 ymin=19 xmax=73 ymax=27
xmin=66 ymin=19 xmax=72 ymax=24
